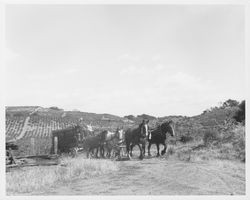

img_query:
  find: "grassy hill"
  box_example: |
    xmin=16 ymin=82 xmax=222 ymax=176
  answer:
xmin=6 ymin=106 xmax=132 ymax=141
xmin=5 ymin=106 xmax=134 ymax=156
xmin=5 ymin=100 xmax=245 ymax=161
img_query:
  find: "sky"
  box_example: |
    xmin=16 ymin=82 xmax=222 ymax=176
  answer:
xmin=4 ymin=5 xmax=246 ymax=117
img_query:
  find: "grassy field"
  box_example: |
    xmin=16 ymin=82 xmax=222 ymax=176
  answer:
xmin=6 ymin=156 xmax=119 ymax=195
xmin=5 ymin=102 xmax=245 ymax=195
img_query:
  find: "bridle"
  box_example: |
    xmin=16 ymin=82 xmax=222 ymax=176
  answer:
xmin=140 ymin=123 xmax=148 ymax=138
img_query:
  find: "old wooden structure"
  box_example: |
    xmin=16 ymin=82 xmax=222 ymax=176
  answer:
xmin=51 ymin=125 xmax=85 ymax=154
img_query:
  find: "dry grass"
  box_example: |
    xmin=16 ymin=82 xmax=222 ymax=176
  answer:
xmin=166 ymin=123 xmax=245 ymax=163
xmin=6 ymin=156 xmax=118 ymax=195
xmin=168 ymin=128 xmax=245 ymax=163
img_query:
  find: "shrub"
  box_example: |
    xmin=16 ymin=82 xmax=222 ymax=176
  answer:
xmin=179 ymin=135 xmax=193 ymax=144
xmin=203 ymin=130 xmax=220 ymax=146
xmin=232 ymin=125 xmax=245 ymax=162
xmin=49 ymin=106 xmax=63 ymax=111
xmin=167 ymin=145 xmax=175 ymax=155
xmin=233 ymin=100 xmax=245 ymax=124
xmin=221 ymin=99 xmax=239 ymax=108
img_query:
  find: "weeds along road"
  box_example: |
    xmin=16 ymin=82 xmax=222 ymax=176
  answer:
xmin=43 ymin=156 xmax=245 ymax=195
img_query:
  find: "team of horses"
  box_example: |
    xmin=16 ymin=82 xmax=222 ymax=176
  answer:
xmin=77 ymin=120 xmax=175 ymax=160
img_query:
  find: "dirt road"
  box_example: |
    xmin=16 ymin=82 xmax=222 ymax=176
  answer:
xmin=41 ymin=156 xmax=245 ymax=195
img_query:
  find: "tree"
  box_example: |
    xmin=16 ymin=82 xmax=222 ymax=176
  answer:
xmin=124 ymin=115 xmax=135 ymax=120
xmin=49 ymin=106 xmax=63 ymax=111
xmin=234 ymin=100 xmax=245 ymax=123
xmin=221 ymin=99 xmax=239 ymax=108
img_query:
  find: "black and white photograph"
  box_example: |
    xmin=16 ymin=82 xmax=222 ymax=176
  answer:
xmin=1 ymin=1 xmax=248 ymax=197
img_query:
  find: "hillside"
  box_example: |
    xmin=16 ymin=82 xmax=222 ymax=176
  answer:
xmin=5 ymin=102 xmax=241 ymax=142
xmin=5 ymin=100 xmax=245 ymax=160
xmin=5 ymin=106 xmax=131 ymax=141
xmin=5 ymin=106 xmax=134 ymax=156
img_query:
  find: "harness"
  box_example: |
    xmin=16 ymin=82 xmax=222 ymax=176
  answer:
xmin=140 ymin=124 xmax=146 ymax=138
xmin=148 ymin=124 xmax=164 ymax=140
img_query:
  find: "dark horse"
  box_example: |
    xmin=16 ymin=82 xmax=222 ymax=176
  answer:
xmin=80 ymin=130 xmax=106 ymax=158
xmin=80 ymin=128 xmax=123 ymax=158
xmin=148 ymin=120 xmax=175 ymax=157
xmin=125 ymin=122 xmax=149 ymax=160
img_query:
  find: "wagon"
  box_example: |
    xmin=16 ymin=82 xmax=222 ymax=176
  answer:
xmin=51 ymin=125 xmax=85 ymax=155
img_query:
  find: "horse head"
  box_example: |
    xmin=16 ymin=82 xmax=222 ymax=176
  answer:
xmin=139 ymin=122 xmax=149 ymax=137
xmin=99 ymin=130 xmax=109 ymax=141
xmin=160 ymin=120 xmax=175 ymax=137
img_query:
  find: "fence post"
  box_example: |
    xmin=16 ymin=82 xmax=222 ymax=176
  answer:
xmin=54 ymin=136 xmax=58 ymax=155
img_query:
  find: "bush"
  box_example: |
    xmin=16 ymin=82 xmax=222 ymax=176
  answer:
xmin=233 ymin=100 xmax=245 ymax=124
xmin=124 ymin=115 xmax=135 ymax=120
xmin=201 ymin=125 xmax=245 ymax=162
xmin=232 ymin=125 xmax=245 ymax=162
xmin=167 ymin=145 xmax=175 ymax=155
xmin=49 ymin=106 xmax=63 ymax=111
xmin=179 ymin=135 xmax=194 ymax=144
xmin=203 ymin=130 xmax=220 ymax=146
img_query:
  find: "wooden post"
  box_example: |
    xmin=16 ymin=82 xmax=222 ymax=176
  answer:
xmin=31 ymin=138 xmax=35 ymax=155
xmin=54 ymin=136 xmax=58 ymax=155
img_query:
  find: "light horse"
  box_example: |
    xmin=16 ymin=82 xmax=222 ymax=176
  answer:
xmin=100 ymin=127 xmax=124 ymax=158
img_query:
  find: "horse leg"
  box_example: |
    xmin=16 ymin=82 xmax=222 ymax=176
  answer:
xmin=156 ymin=143 xmax=160 ymax=157
xmin=161 ymin=142 xmax=167 ymax=155
xmin=117 ymin=146 xmax=121 ymax=160
xmin=72 ymin=147 xmax=78 ymax=158
xmin=109 ymin=147 xmax=112 ymax=158
xmin=138 ymin=144 xmax=143 ymax=160
xmin=99 ymin=145 xmax=103 ymax=158
xmin=87 ymin=147 xmax=92 ymax=158
xmin=106 ymin=147 xmax=109 ymax=158
xmin=109 ymin=148 xmax=113 ymax=158
xmin=126 ymin=142 xmax=131 ymax=159
xmin=95 ymin=147 xmax=99 ymax=158
xmin=142 ymin=141 xmax=146 ymax=157
xmin=101 ymin=145 xmax=105 ymax=158
xmin=148 ymin=142 xmax=152 ymax=156
xmin=90 ymin=148 xmax=95 ymax=157
xmin=130 ymin=144 xmax=134 ymax=157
